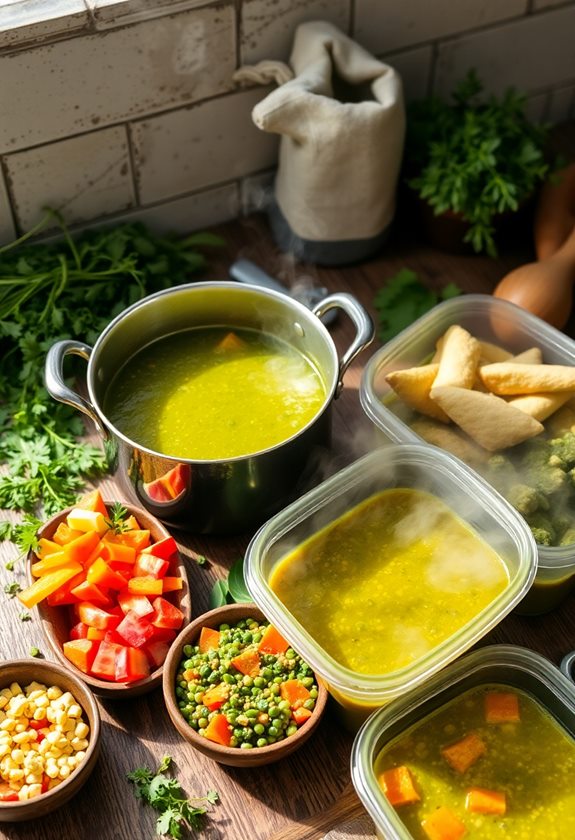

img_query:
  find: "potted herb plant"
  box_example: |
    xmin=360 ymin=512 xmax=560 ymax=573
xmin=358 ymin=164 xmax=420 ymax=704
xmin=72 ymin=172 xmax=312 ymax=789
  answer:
xmin=404 ymin=70 xmax=553 ymax=257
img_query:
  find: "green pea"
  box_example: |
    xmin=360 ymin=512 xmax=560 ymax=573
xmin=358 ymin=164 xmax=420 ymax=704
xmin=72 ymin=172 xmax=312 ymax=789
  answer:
xmin=183 ymin=645 xmax=193 ymax=657
xmin=303 ymin=698 xmax=315 ymax=711
xmin=240 ymin=742 xmax=253 ymax=749
xmin=253 ymin=723 xmax=265 ymax=736
xmin=246 ymin=708 xmax=259 ymax=719
xmin=301 ymin=676 xmax=314 ymax=688
xmin=256 ymin=738 xmax=267 ymax=748
xmin=285 ymin=649 xmax=296 ymax=659
xmin=254 ymin=677 xmax=266 ymax=688
xmin=223 ymin=673 xmax=236 ymax=685
xmin=287 ymin=724 xmax=298 ymax=737
xmin=309 ymin=688 xmax=318 ymax=699
xmin=269 ymin=706 xmax=281 ymax=719
xmin=268 ymin=725 xmax=279 ymax=738
xmin=198 ymin=717 xmax=208 ymax=729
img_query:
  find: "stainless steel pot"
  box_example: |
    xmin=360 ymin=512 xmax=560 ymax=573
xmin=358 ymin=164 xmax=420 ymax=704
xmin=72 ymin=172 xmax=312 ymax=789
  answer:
xmin=45 ymin=282 xmax=373 ymax=535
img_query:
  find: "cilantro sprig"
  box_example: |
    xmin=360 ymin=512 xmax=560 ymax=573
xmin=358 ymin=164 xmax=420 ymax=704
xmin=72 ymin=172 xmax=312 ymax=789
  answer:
xmin=374 ymin=268 xmax=461 ymax=342
xmin=127 ymin=755 xmax=218 ymax=839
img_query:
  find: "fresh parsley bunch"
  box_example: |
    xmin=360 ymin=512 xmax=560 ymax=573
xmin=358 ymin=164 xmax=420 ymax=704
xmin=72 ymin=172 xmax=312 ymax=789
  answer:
xmin=127 ymin=755 xmax=218 ymax=839
xmin=374 ymin=268 xmax=461 ymax=342
xmin=405 ymin=70 xmax=553 ymax=256
xmin=0 ymin=210 xmax=222 ymax=519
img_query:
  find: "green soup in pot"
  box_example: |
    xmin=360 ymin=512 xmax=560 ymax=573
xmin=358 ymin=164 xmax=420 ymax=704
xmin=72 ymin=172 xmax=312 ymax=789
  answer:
xmin=103 ymin=326 xmax=328 ymax=460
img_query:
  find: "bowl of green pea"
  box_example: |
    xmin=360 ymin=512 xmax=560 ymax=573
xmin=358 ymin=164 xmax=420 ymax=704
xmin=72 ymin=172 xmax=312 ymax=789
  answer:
xmin=162 ymin=603 xmax=328 ymax=766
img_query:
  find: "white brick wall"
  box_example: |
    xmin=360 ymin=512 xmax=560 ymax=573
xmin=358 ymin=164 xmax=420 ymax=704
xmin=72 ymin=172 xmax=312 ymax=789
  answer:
xmin=0 ymin=0 xmax=574 ymax=244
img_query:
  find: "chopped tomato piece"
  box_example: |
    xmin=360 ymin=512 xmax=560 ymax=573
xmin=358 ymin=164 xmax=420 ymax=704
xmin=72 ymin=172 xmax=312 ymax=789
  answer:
xmin=28 ymin=718 xmax=49 ymax=730
xmin=90 ymin=640 xmax=124 ymax=680
xmin=134 ymin=552 xmax=169 ymax=579
xmin=148 ymin=626 xmax=177 ymax=644
xmin=45 ymin=571 xmax=86 ymax=606
xmin=115 ymin=646 xmax=151 ymax=682
xmin=143 ymin=640 xmax=170 ymax=669
xmin=69 ymin=621 xmax=89 ymax=640
xmin=116 ymin=610 xmax=155 ymax=649
xmin=77 ymin=601 xmax=122 ymax=631
xmin=86 ymin=627 xmax=106 ymax=641
xmin=117 ymin=589 xmax=154 ymax=617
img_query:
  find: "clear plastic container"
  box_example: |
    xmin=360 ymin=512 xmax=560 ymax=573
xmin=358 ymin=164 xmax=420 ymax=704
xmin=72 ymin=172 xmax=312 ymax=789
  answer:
xmin=360 ymin=294 xmax=575 ymax=615
xmin=351 ymin=644 xmax=575 ymax=840
xmin=244 ymin=444 xmax=536 ymax=729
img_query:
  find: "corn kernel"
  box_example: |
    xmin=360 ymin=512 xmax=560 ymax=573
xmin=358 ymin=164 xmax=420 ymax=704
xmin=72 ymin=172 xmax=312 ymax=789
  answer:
xmin=11 ymin=748 xmax=24 ymax=764
xmin=58 ymin=764 xmax=70 ymax=780
xmin=74 ymin=722 xmax=89 ymax=739
xmin=46 ymin=686 xmax=62 ymax=701
xmin=33 ymin=708 xmax=47 ymax=721
xmin=0 ymin=719 xmax=16 ymax=732
xmin=25 ymin=772 xmax=42 ymax=785
xmin=45 ymin=763 xmax=59 ymax=779
xmin=0 ymin=744 xmax=10 ymax=758
xmin=9 ymin=683 xmax=22 ymax=697
xmin=9 ymin=768 xmax=24 ymax=782
xmin=0 ymin=688 xmax=13 ymax=700
xmin=0 ymin=696 xmax=8 ymax=710
xmin=25 ymin=682 xmax=46 ymax=694
xmin=27 ymin=783 xmax=42 ymax=799
xmin=18 ymin=784 xmax=30 ymax=801
xmin=13 ymin=732 xmax=33 ymax=745
xmin=55 ymin=710 xmax=67 ymax=727
xmin=35 ymin=696 xmax=49 ymax=709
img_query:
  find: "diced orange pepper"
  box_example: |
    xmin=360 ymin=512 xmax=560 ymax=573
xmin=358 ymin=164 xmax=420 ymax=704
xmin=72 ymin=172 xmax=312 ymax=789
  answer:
xmin=127 ymin=576 xmax=163 ymax=596
xmin=62 ymin=639 xmax=99 ymax=674
xmin=107 ymin=529 xmax=150 ymax=552
xmin=46 ymin=571 xmax=86 ymax=606
xmin=161 ymin=576 xmax=183 ymax=593
xmin=203 ymin=683 xmax=230 ymax=711
xmin=421 ymin=806 xmax=466 ymax=840
xmin=99 ymin=541 xmax=136 ymax=567
xmin=465 ymin=787 xmax=506 ymax=815
xmin=52 ymin=522 xmax=84 ymax=546
xmin=230 ymin=649 xmax=260 ymax=678
xmin=280 ymin=679 xmax=311 ymax=709
xmin=86 ymin=626 xmax=106 ymax=641
xmin=204 ymin=713 xmax=231 ymax=746
xmin=63 ymin=530 xmax=101 ymax=565
xmin=18 ymin=564 xmax=83 ymax=609
xmin=257 ymin=624 xmax=290 ymax=655
xmin=484 ymin=691 xmax=520 ymax=723
xmin=380 ymin=766 xmax=420 ymax=807
xmin=292 ymin=707 xmax=313 ymax=726
xmin=31 ymin=551 xmax=69 ymax=577
xmin=86 ymin=557 xmax=129 ymax=590
xmin=35 ymin=538 xmax=61 ymax=560
xmin=199 ymin=626 xmax=220 ymax=653
xmin=78 ymin=489 xmax=109 ymax=517
xmin=441 ymin=733 xmax=486 ymax=774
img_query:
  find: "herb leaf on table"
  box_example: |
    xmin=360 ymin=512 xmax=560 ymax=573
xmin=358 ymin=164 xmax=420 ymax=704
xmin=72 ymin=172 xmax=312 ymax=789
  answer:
xmin=374 ymin=268 xmax=461 ymax=342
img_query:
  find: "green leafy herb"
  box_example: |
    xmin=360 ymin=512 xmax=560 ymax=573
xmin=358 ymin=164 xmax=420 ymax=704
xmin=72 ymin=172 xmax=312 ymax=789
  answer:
xmin=405 ymin=69 xmax=555 ymax=256
xmin=19 ymin=612 xmax=31 ymax=622
xmin=0 ymin=209 xmax=223 ymax=520
xmin=210 ymin=557 xmax=251 ymax=608
xmin=29 ymin=646 xmax=42 ymax=657
xmin=4 ymin=581 xmax=21 ymax=598
xmin=195 ymin=554 xmax=207 ymax=567
xmin=127 ymin=755 xmax=218 ymax=839
xmin=374 ymin=269 xmax=461 ymax=342
xmin=105 ymin=501 xmax=130 ymax=534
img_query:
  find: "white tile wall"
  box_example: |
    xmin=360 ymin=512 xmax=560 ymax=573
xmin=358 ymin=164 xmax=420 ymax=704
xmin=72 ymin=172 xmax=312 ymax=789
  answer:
xmin=435 ymin=6 xmax=575 ymax=98
xmin=131 ymin=87 xmax=278 ymax=205
xmin=0 ymin=3 xmax=236 ymax=153
xmin=354 ymin=0 xmax=527 ymax=55
xmin=0 ymin=0 xmax=574 ymax=245
xmin=240 ymin=0 xmax=350 ymax=64
xmin=4 ymin=126 xmax=134 ymax=230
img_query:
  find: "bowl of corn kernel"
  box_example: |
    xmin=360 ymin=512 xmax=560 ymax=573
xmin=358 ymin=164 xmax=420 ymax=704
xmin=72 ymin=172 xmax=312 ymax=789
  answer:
xmin=0 ymin=659 xmax=100 ymax=821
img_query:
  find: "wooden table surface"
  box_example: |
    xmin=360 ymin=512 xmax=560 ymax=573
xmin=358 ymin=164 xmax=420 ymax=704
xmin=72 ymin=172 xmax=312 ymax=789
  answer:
xmin=2 ymin=194 xmax=575 ymax=840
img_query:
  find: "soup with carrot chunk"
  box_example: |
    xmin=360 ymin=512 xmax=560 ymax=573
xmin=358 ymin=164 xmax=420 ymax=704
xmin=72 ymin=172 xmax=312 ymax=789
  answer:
xmin=103 ymin=326 xmax=327 ymax=460
xmin=375 ymin=684 xmax=575 ymax=839
xmin=269 ymin=488 xmax=509 ymax=675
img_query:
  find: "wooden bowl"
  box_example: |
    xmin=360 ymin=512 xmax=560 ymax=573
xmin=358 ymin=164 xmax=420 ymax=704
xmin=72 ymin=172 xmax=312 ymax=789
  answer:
xmin=162 ymin=603 xmax=328 ymax=767
xmin=0 ymin=659 xmax=100 ymax=821
xmin=28 ymin=502 xmax=191 ymax=699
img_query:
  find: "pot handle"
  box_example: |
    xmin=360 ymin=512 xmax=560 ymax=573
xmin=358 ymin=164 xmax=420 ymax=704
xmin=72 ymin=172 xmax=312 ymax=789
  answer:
xmin=313 ymin=292 xmax=374 ymax=397
xmin=45 ymin=339 xmax=106 ymax=436
xmin=560 ymin=650 xmax=575 ymax=683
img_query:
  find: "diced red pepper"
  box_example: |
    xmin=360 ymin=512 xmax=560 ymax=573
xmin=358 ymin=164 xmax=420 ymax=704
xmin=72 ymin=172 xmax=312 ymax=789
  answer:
xmin=141 ymin=536 xmax=178 ymax=560
xmin=77 ymin=601 xmax=122 ymax=631
xmin=115 ymin=610 xmax=155 ymax=649
xmin=133 ymin=552 xmax=169 ymax=579
xmin=0 ymin=783 xmax=18 ymax=802
xmin=90 ymin=640 xmax=124 ymax=681
xmin=29 ymin=718 xmax=49 ymax=730
xmin=117 ymin=589 xmax=154 ymax=617
xmin=115 ymin=646 xmax=151 ymax=682
xmin=69 ymin=621 xmax=89 ymax=640
xmin=150 ymin=596 xmax=184 ymax=630
xmin=148 ymin=626 xmax=177 ymax=644
xmin=142 ymin=640 xmax=170 ymax=669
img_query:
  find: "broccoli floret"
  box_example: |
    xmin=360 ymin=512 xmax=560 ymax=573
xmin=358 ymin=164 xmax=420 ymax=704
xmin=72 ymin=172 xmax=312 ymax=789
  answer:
xmin=507 ymin=483 xmax=541 ymax=516
xmin=526 ymin=512 xmax=556 ymax=546
xmin=486 ymin=453 xmax=517 ymax=494
xmin=533 ymin=466 xmax=567 ymax=496
xmin=549 ymin=432 xmax=575 ymax=469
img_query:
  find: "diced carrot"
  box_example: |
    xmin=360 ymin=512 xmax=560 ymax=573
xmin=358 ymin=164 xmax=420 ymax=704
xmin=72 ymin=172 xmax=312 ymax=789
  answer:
xmin=292 ymin=707 xmax=313 ymax=726
xmin=31 ymin=551 xmax=69 ymax=577
xmin=379 ymin=766 xmax=420 ymax=807
xmin=17 ymin=564 xmax=83 ymax=609
xmin=257 ymin=624 xmax=290 ymax=655
xmin=199 ymin=626 xmax=220 ymax=653
xmin=86 ymin=557 xmax=129 ymax=590
xmin=279 ymin=679 xmax=311 ymax=709
xmin=45 ymin=571 xmax=86 ymax=606
xmin=78 ymin=489 xmax=109 ymax=517
xmin=62 ymin=639 xmax=99 ymax=674
xmin=35 ymin=538 xmax=61 ymax=560
xmin=421 ymin=806 xmax=467 ymax=840
xmin=161 ymin=576 xmax=183 ymax=593
xmin=63 ymin=530 xmax=101 ymax=565
xmin=127 ymin=576 xmax=163 ymax=596
xmin=230 ymin=649 xmax=261 ymax=678
xmin=441 ymin=733 xmax=486 ymax=774
xmin=215 ymin=331 xmax=247 ymax=353
xmin=204 ymin=713 xmax=231 ymax=746
xmin=107 ymin=529 xmax=150 ymax=552
xmin=52 ymin=522 xmax=84 ymax=546
xmin=465 ymin=787 xmax=506 ymax=815
xmin=484 ymin=691 xmax=520 ymax=724
xmin=203 ymin=683 xmax=230 ymax=711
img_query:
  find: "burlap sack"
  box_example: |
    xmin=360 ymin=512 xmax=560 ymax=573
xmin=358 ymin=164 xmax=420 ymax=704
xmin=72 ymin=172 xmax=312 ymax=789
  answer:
xmin=236 ymin=21 xmax=405 ymax=265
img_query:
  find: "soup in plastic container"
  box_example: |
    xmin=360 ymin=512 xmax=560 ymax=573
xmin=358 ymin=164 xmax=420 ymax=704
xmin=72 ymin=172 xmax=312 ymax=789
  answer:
xmin=351 ymin=644 xmax=575 ymax=839
xmin=360 ymin=294 xmax=575 ymax=614
xmin=244 ymin=444 xmax=536 ymax=729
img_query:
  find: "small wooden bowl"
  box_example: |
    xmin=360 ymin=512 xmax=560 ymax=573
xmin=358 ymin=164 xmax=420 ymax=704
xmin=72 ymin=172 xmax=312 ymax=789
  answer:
xmin=28 ymin=502 xmax=191 ymax=699
xmin=0 ymin=659 xmax=100 ymax=822
xmin=162 ymin=603 xmax=328 ymax=767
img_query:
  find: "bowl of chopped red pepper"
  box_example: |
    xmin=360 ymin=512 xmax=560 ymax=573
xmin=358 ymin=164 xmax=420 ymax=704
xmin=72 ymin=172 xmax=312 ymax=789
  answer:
xmin=21 ymin=490 xmax=191 ymax=698
xmin=162 ymin=603 xmax=328 ymax=766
